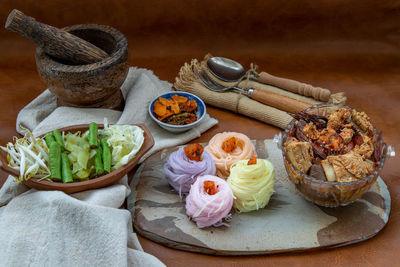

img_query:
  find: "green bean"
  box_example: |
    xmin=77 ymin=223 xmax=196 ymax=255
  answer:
xmin=98 ymin=144 xmax=103 ymax=155
xmin=52 ymin=129 xmax=65 ymax=150
xmin=88 ymin=122 xmax=98 ymax=149
xmin=44 ymin=133 xmax=56 ymax=148
xmin=61 ymin=153 xmax=73 ymax=183
xmin=100 ymin=139 xmax=111 ymax=173
xmin=49 ymin=142 xmax=61 ymax=181
xmin=94 ymin=148 xmax=104 ymax=176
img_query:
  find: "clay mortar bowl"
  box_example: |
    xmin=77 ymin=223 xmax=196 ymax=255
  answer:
xmin=35 ymin=24 xmax=128 ymax=110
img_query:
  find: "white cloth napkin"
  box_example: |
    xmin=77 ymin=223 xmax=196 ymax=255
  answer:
xmin=0 ymin=67 xmax=218 ymax=266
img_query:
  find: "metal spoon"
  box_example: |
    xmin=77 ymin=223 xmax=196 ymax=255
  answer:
xmin=206 ymin=57 xmax=247 ymax=82
xmin=196 ymin=69 xmax=311 ymax=114
xmin=207 ymin=57 xmax=331 ymax=101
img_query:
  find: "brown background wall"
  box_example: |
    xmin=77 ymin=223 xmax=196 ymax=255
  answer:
xmin=1 ymin=0 xmax=398 ymax=41
xmin=1 ymin=0 xmax=399 ymax=74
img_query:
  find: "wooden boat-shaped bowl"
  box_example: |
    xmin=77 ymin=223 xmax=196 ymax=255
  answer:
xmin=0 ymin=123 xmax=154 ymax=194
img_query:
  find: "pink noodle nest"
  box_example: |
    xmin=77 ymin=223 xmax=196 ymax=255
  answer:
xmin=164 ymin=147 xmax=216 ymax=196
xmin=205 ymin=132 xmax=257 ymax=178
xmin=185 ymin=175 xmax=234 ymax=228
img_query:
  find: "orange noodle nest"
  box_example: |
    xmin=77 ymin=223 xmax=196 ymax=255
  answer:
xmin=205 ymin=132 xmax=257 ymax=178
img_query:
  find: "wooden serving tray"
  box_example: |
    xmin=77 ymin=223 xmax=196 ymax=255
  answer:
xmin=128 ymin=140 xmax=390 ymax=255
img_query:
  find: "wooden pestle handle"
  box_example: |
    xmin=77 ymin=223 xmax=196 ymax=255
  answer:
xmin=250 ymin=88 xmax=312 ymax=114
xmin=258 ymin=71 xmax=331 ymax=102
xmin=5 ymin=9 xmax=108 ymax=64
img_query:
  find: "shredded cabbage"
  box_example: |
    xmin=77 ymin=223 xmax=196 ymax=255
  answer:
xmin=99 ymin=124 xmax=144 ymax=169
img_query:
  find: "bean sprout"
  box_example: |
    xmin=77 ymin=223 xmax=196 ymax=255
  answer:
xmin=0 ymin=128 xmax=50 ymax=182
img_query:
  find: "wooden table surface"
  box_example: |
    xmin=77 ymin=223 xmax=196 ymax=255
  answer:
xmin=1 ymin=1 xmax=399 ymax=266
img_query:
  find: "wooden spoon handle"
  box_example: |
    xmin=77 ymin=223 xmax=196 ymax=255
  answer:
xmin=249 ymin=88 xmax=312 ymax=114
xmin=258 ymin=71 xmax=331 ymax=102
xmin=5 ymin=9 xmax=108 ymax=64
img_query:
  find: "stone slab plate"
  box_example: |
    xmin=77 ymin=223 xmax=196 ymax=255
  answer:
xmin=127 ymin=140 xmax=390 ymax=255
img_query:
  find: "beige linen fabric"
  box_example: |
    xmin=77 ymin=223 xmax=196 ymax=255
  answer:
xmin=0 ymin=67 xmax=218 ymax=267
xmin=174 ymin=55 xmax=346 ymax=129
xmin=0 ymin=177 xmax=164 ymax=267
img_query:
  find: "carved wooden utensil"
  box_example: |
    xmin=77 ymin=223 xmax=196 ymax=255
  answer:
xmin=207 ymin=57 xmax=331 ymax=102
xmin=5 ymin=9 xmax=108 ymax=64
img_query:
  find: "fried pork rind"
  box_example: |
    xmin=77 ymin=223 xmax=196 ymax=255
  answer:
xmin=326 ymin=157 xmax=357 ymax=182
xmin=327 ymin=151 xmax=375 ymax=182
xmin=286 ymin=106 xmax=381 ymax=186
xmin=303 ymin=122 xmax=320 ymax=140
xmin=281 ymin=104 xmax=390 ymax=207
xmin=318 ymin=127 xmax=336 ymax=143
xmin=339 ymin=127 xmax=354 ymax=144
xmin=351 ymin=110 xmax=374 ymax=136
xmin=353 ymin=135 xmax=374 ymax=159
xmin=284 ymin=138 xmax=314 ymax=174
xmin=327 ymin=108 xmax=351 ymax=130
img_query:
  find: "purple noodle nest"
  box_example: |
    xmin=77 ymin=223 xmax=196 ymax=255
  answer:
xmin=164 ymin=147 xmax=216 ymax=196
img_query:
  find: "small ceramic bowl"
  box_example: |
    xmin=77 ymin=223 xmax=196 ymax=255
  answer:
xmin=0 ymin=124 xmax=154 ymax=194
xmin=148 ymin=91 xmax=206 ymax=133
xmin=277 ymin=103 xmax=395 ymax=207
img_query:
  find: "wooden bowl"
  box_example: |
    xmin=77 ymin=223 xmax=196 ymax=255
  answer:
xmin=35 ymin=24 xmax=129 ymax=111
xmin=0 ymin=124 xmax=154 ymax=194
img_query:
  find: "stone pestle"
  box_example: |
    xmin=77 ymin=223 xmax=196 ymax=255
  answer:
xmin=5 ymin=9 xmax=108 ymax=65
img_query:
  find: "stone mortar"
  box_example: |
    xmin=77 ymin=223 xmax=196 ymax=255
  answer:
xmin=35 ymin=24 xmax=128 ymax=110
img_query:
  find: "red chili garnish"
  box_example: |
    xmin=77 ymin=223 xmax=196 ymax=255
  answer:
xmin=222 ymin=137 xmax=237 ymax=153
xmin=184 ymin=144 xmax=204 ymax=161
xmin=204 ymin=180 xmax=217 ymax=195
xmin=248 ymin=156 xmax=257 ymax=165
